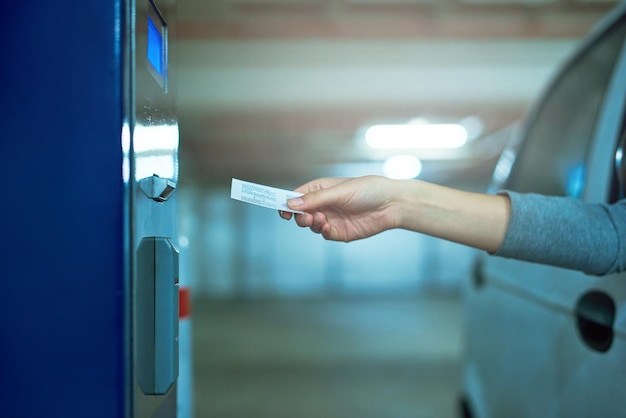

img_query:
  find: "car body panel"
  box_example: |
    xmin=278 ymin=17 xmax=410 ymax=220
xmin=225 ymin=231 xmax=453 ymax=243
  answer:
xmin=461 ymin=4 xmax=626 ymax=418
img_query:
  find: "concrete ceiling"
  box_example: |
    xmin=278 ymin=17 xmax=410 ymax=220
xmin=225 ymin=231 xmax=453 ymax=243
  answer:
xmin=175 ymin=0 xmax=619 ymax=189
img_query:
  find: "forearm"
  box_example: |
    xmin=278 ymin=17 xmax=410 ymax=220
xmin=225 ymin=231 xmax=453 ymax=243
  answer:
xmin=391 ymin=180 xmax=510 ymax=253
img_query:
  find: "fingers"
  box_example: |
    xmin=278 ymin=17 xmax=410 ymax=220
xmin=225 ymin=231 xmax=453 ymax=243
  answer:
xmin=281 ymin=177 xmax=349 ymax=239
xmin=287 ymin=197 xmax=305 ymax=211
xmin=292 ymin=177 xmax=347 ymax=194
xmin=294 ymin=212 xmax=314 ymax=228
xmin=287 ymin=189 xmax=333 ymax=213
xmin=289 ymin=211 xmax=329 ymax=235
xmin=279 ymin=210 xmax=293 ymax=220
xmin=311 ymin=212 xmax=328 ymax=234
xmin=288 ymin=177 xmax=351 ymax=212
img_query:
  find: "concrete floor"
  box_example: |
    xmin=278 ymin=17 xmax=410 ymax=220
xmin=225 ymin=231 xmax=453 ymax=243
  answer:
xmin=192 ymin=297 xmax=463 ymax=418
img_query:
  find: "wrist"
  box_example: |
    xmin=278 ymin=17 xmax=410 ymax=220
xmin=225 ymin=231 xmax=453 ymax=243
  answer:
xmin=388 ymin=179 xmax=429 ymax=231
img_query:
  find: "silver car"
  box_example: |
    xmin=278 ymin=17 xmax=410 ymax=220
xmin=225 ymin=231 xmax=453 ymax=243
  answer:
xmin=461 ymin=4 xmax=626 ymax=418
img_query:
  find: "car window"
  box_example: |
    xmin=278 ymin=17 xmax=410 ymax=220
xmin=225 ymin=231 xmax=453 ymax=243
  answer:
xmin=506 ymin=19 xmax=626 ymax=198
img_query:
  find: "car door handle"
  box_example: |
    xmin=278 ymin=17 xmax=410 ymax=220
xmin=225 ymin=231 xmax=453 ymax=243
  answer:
xmin=471 ymin=257 xmax=486 ymax=289
xmin=575 ymin=290 xmax=615 ymax=353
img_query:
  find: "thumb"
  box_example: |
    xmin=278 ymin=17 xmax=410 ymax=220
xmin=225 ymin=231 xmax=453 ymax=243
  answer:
xmin=287 ymin=187 xmax=338 ymax=212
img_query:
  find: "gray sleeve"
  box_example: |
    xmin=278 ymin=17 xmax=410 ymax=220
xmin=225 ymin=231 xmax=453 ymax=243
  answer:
xmin=493 ymin=191 xmax=626 ymax=276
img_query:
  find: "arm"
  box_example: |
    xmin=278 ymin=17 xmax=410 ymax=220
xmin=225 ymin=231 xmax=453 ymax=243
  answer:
xmin=281 ymin=175 xmax=626 ymax=276
xmin=281 ymin=175 xmax=510 ymax=253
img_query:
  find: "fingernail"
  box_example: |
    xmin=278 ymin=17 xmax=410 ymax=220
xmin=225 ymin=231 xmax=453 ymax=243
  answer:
xmin=288 ymin=197 xmax=304 ymax=208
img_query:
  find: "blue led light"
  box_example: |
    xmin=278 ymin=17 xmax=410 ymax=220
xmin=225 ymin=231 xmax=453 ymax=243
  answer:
xmin=147 ymin=16 xmax=164 ymax=77
xmin=567 ymin=163 xmax=586 ymax=198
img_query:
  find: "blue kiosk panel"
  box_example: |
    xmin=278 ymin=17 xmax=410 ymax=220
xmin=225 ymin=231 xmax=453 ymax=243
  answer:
xmin=1 ymin=2 xmax=125 ymax=417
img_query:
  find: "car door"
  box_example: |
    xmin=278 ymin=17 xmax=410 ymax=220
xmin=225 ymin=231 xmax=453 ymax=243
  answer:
xmin=461 ymin=6 xmax=626 ymax=418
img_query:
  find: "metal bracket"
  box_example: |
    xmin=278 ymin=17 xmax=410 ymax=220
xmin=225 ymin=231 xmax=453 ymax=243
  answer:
xmin=139 ymin=174 xmax=177 ymax=202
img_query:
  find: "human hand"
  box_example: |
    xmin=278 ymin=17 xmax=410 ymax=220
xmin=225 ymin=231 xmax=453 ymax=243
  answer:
xmin=279 ymin=176 xmax=399 ymax=242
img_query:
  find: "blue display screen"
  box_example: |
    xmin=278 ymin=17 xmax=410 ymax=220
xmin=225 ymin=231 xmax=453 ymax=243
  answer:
xmin=147 ymin=16 xmax=165 ymax=79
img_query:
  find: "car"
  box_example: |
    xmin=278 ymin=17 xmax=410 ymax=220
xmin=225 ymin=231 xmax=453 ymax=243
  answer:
xmin=460 ymin=4 xmax=626 ymax=418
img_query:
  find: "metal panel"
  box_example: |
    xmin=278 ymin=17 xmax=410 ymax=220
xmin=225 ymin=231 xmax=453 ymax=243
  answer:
xmin=0 ymin=2 xmax=126 ymax=417
xmin=129 ymin=0 xmax=180 ymax=416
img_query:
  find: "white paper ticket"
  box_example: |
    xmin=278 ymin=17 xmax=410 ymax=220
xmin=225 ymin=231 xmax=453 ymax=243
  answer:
xmin=230 ymin=178 xmax=304 ymax=213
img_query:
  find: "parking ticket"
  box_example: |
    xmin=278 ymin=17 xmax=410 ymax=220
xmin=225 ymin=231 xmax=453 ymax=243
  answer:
xmin=230 ymin=178 xmax=304 ymax=213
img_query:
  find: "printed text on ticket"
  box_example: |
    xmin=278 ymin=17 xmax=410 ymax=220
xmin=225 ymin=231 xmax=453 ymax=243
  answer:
xmin=230 ymin=178 xmax=304 ymax=213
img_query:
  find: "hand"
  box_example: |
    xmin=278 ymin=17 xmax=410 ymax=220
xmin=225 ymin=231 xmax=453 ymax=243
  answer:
xmin=279 ymin=176 xmax=399 ymax=242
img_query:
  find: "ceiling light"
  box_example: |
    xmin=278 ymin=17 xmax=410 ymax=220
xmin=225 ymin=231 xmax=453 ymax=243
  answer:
xmin=365 ymin=123 xmax=468 ymax=149
xmin=459 ymin=116 xmax=484 ymax=141
xmin=383 ymin=155 xmax=422 ymax=179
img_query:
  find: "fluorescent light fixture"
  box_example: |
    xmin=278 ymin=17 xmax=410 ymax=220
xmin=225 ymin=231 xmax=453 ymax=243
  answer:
xmin=365 ymin=123 xmax=468 ymax=149
xmin=460 ymin=116 xmax=484 ymax=140
xmin=383 ymin=155 xmax=422 ymax=179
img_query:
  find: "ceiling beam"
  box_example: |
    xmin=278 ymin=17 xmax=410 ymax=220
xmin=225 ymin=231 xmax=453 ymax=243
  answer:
xmin=178 ymin=1 xmax=619 ymax=40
